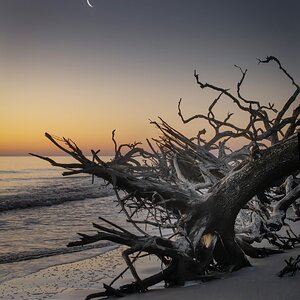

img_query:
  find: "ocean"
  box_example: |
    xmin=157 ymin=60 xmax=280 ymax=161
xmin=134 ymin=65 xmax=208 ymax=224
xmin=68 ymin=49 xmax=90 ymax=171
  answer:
xmin=0 ymin=155 xmax=130 ymax=283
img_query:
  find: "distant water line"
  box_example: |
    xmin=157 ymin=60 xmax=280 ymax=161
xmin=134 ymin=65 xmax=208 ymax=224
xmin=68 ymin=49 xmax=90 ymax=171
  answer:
xmin=0 ymin=155 xmax=128 ymax=283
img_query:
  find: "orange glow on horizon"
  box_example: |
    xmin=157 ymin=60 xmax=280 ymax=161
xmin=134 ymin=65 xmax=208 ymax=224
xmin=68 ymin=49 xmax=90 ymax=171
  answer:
xmin=1 ymin=0 xmax=299 ymax=157
xmin=0 ymin=46 xmax=295 ymax=157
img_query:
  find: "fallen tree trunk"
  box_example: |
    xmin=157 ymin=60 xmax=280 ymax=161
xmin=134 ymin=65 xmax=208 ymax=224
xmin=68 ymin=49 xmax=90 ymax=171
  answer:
xmin=31 ymin=134 xmax=299 ymax=290
xmin=31 ymin=56 xmax=300 ymax=298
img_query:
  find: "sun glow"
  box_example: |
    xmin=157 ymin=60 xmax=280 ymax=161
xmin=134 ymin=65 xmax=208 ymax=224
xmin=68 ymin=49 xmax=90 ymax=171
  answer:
xmin=1 ymin=1 xmax=298 ymax=156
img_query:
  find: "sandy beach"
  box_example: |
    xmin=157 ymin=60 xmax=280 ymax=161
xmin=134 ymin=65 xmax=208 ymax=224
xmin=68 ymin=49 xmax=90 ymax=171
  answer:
xmin=1 ymin=242 xmax=299 ymax=300
xmin=0 ymin=247 xmax=125 ymax=300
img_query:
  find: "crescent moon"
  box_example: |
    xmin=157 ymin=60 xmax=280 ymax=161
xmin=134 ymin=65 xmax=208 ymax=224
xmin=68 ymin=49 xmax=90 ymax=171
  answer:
xmin=87 ymin=0 xmax=93 ymax=8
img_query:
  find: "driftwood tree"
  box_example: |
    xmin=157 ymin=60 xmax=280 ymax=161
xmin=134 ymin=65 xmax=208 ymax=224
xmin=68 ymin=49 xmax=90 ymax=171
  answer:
xmin=31 ymin=56 xmax=300 ymax=298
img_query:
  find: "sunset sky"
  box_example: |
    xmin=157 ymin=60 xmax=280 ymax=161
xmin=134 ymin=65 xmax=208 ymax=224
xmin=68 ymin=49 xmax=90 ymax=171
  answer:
xmin=1 ymin=0 xmax=299 ymax=156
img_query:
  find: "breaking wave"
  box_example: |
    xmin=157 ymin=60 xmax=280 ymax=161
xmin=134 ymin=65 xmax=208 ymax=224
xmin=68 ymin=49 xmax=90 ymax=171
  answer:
xmin=0 ymin=242 xmax=113 ymax=264
xmin=0 ymin=174 xmax=114 ymax=212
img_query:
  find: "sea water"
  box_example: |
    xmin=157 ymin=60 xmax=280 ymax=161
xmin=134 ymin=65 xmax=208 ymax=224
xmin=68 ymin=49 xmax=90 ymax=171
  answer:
xmin=0 ymin=156 xmax=130 ymax=283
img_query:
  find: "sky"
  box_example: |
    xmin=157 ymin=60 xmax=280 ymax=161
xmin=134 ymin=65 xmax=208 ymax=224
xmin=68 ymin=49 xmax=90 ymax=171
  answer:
xmin=0 ymin=0 xmax=299 ymax=156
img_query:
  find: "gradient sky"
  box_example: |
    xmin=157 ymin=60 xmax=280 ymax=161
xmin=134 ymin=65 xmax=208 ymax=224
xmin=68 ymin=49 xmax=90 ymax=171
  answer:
xmin=1 ymin=0 xmax=299 ymax=155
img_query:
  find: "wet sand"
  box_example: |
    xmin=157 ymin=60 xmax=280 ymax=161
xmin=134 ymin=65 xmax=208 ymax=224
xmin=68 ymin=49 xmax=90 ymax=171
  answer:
xmin=2 ymin=215 xmax=300 ymax=300
xmin=0 ymin=247 xmax=126 ymax=300
xmin=1 ymin=244 xmax=299 ymax=300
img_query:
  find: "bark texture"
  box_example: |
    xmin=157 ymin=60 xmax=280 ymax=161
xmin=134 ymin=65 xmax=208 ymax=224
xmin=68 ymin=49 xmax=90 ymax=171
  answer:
xmin=32 ymin=56 xmax=300 ymax=298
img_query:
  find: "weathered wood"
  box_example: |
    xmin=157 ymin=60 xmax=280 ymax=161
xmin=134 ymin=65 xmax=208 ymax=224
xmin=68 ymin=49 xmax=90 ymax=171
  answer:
xmin=31 ymin=56 xmax=300 ymax=297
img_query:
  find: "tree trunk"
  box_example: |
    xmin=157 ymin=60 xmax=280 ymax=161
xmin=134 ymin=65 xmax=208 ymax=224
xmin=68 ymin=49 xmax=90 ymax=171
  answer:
xmin=30 ymin=56 xmax=300 ymax=297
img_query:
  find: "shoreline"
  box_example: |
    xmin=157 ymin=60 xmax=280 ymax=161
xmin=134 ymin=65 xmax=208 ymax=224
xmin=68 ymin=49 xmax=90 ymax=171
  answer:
xmin=0 ymin=244 xmax=118 ymax=286
xmin=1 ymin=243 xmax=299 ymax=300
xmin=0 ymin=247 xmax=126 ymax=300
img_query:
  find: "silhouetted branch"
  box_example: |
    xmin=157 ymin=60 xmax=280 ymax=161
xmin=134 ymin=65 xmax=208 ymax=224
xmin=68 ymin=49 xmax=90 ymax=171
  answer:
xmin=278 ymin=255 xmax=300 ymax=277
xmin=32 ymin=56 xmax=300 ymax=298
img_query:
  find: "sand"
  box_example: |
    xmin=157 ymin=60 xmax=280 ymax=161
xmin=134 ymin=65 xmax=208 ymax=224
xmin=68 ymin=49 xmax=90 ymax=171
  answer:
xmin=2 ymin=215 xmax=300 ymax=300
xmin=1 ymin=243 xmax=299 ymax=300
xmin=0 ymin=247 xmax=125 ymax=300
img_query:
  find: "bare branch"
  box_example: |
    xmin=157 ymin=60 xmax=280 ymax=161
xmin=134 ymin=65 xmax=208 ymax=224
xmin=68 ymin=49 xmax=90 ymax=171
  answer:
xmin=257 ymin=56 xmax=299 ymax=89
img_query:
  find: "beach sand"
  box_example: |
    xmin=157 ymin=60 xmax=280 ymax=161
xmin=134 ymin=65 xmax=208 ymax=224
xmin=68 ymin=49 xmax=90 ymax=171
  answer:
xmin=1 ymin=242 xmax=299 ymax=300
xmin=0 ymin=247 xmax=126 ymax=300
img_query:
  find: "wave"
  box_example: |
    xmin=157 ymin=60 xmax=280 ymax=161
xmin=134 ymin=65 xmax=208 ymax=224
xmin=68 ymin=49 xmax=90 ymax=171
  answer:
xmin=0 ymin=185 xmax=114 ymax=212
xmin=0 ymin=170 xmax=24 ymax=174
xmin=0 ymin=174 xmax=92 ymax=182
xmin=0 ymin=242 xmax=113 ymax=264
